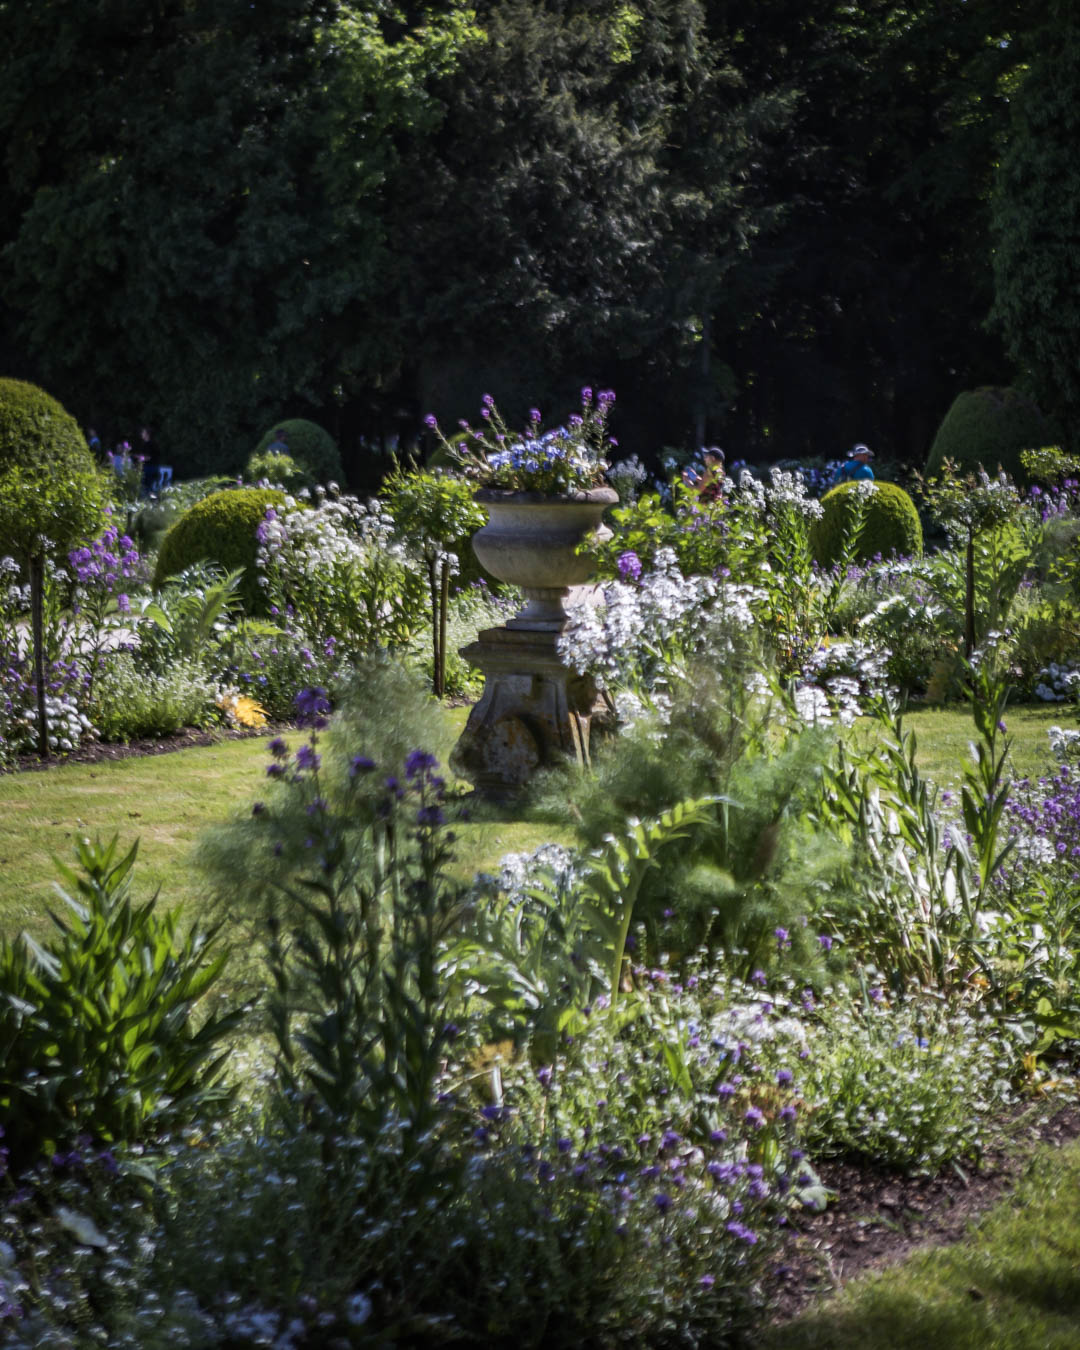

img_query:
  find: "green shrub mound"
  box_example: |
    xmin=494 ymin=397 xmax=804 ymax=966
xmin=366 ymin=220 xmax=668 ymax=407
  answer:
xmin=811 ymin=480 xmax=923 ymax=567
xmin=153 ymin=487 xmax=285 ymax=614
xmin=0 ymin=377 xmax=91 ymax=473
xmin=0 ymin=377 xmax=104 ymax=545
xmin=925 ymin=386 xmax=1055 ymax=483
xmin=250 ymin=418 xmax=342 ymax=487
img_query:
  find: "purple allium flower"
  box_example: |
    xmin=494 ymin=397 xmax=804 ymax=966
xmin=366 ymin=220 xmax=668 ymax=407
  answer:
xmin=295 ymin=743 xmax=320 ymax=772
xmin=294 ymin=686 xmax=331 ymax=727
xmin=404 ymin=748 xmax=439 ymax=780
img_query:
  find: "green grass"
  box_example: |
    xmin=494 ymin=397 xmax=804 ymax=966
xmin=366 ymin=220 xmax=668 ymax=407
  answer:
xmin=0 ymin=731 xmax=564 ymax=943
xmin=759 ymin=1133 xmax=1080 ymax=1350
xmin=901 ymin=702 xmax=1066 ymax=789
xmin=0 ymin=702 xmax=1067 ymax=943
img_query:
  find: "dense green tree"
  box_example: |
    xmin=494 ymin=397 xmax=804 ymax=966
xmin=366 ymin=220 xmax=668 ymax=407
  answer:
xmin=701 ymin=0 xmax=1027 ymax=464
xmin=0 ymin=1 xmax=475 ymax=476
xmin=989 ymin=1 xmax=1080 ymax=447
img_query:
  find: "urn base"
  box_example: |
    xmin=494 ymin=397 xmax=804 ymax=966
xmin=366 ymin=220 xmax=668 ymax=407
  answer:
xmin=450 ymin=626 xmax=613 ymax=796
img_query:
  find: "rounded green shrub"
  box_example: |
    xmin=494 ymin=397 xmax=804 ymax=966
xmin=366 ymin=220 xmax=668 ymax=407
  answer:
xmin=251 ymin=419 xmax=342 ymax=487
xmin=810 ymin=480 xmax=923 ymax=567
xmin=925 ymin=386 xmax=1054 ymax=483
xmin=0 ymin=377 xmax=105 ymax=555
xmin=153 ymin=487 xmax=285 ymax=614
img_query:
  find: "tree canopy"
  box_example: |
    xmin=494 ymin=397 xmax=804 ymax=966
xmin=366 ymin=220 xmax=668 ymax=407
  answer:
xmin=0 ymin=0 xmax=1066 ymax=477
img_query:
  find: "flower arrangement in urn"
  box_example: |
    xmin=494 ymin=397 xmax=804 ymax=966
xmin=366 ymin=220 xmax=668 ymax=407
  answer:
xmin=424 ymin=387 xmax=616 ymax=494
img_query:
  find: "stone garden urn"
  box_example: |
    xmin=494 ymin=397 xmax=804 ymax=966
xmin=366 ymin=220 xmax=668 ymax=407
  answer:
xmin=450 ymin=486 xmax=618 ymax=794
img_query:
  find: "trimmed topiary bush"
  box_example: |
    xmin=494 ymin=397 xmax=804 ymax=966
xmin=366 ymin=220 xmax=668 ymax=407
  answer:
xmin=925 ymin=386 xmax=1055 ymax=483
xmin=153 ymin=487 xmax=285 ymax=614
xmin=810 ymin=480 xmax=923 ymax=567
xmin=0 ymin=378 xmax=106 ymax=754
xmin=250 ymin=419 xmax=342 ymax=487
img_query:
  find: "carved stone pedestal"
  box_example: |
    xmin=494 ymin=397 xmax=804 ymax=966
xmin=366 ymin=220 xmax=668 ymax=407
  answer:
xmin=450 ymin=625 xmax=611 ymax=796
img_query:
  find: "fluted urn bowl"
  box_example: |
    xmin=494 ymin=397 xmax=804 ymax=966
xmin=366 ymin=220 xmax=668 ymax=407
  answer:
xmin=472 ymin=486 xmax=618 ymax=631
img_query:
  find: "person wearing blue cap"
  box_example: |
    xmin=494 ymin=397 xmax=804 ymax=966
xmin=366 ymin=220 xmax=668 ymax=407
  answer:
xmin=832 ymin=443 xmax=875 ymax=486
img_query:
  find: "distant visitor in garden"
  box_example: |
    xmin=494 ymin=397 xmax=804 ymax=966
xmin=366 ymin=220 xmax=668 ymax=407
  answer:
xmin=832 ymin=443 xmax=875 ymax=485
xmin=683 ymin=447 xmax=725 ymax=501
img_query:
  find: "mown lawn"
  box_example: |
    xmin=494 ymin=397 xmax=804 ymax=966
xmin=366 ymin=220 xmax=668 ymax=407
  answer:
xmin=0 ymin=721 xmax=559 ymax=943
xmin=0 ymin=702 xmax=1069 ymax=942
xmin=760 ymin=1132 xmax=1080 ymax=1350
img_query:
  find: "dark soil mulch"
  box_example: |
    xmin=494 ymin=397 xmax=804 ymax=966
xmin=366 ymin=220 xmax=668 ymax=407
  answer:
xmin=764 ymin=1102 xmax=1080 ymax=1324
xmin=11 ymin=723 xmax=282 ymax=774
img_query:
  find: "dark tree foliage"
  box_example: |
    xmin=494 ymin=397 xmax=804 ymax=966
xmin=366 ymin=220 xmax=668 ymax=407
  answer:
xmin=990 ymin=1 xmax=1080 ymax=447
xmin=0 ymin=0 xmax=469 ymax=475
xmin=0 ymin=0 xmax=1055 ymax=478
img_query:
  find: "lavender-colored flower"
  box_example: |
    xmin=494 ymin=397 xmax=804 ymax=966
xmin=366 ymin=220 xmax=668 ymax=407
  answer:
xmin=349 ymin=754 xmax=376 ymax=778
xmin=269 ymin=737 xmax=289 ymax=758
xmin=404 ymin=748 xmax=439 ymax=780
xmin=617 ymin=549 xmax=643 ymax=583
xmin=294 ymin=743 xmax=320 ymax=772
xmin=294 ymin=686 xmax=331 ymax=727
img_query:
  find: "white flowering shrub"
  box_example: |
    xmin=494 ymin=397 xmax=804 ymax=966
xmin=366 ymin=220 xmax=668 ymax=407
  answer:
xmin=9 ymin=693 xmax=95 ymax=755
xmin=558 ymin=547 xmax=720 ymax=708
xmin=792 ymin=637 xmax=891 ymax=727
xmin=90 ymin=653 xmax=221 ymax=741
xmin=801 ymin=994 xmax=1018 ymax=1173
xmin=1034 ymin=660 xmax=1080 ymax=703
xmin=255 ymin=490 xmax=426 ymax=655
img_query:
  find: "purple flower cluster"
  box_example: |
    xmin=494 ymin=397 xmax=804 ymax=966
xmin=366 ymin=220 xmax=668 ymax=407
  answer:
xmin=1006 ymin=762 xmax=1080 ymax=881
xmin=68 ymin=523 xmax=143 ymax=595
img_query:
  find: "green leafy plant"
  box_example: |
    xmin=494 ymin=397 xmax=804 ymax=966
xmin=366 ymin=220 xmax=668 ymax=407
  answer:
xmin=90 ymin=653 xmax=221 ymax=741
xmin=0 ymin=837 xmax=244 ymax=1171
xmin=920 ymin=463 xmax=1026 ymax=659
xmin=382 ymin=466 xmax=487 ymax=695
xmin=801 ymin=994 xmax=1017 ymax=1174
xmin=244 ymin=448 xmax=312 ymax=492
